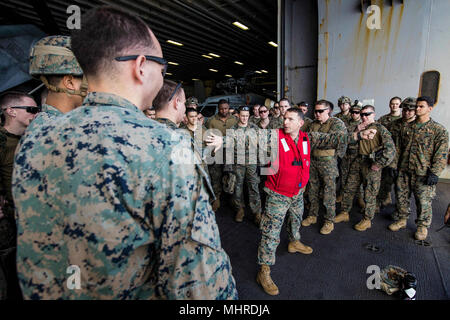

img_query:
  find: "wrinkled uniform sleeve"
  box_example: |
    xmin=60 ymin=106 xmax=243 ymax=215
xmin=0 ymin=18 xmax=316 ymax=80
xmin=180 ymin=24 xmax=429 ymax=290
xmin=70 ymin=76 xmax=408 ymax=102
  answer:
xmin=374 ymin=124 xmax=396 ymax=168
xmin=307 ymin=130 xmax=348 ymax=150
xmin=430 ymin=126 xmax=449 ymax=176
xmin=151 ymin=138 xmax=237 ymax=300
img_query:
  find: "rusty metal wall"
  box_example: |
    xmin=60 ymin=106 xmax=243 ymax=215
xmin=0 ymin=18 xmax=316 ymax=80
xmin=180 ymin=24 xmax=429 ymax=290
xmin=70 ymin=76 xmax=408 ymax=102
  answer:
xmin=316 ymin=0 xmax=449 ymax=133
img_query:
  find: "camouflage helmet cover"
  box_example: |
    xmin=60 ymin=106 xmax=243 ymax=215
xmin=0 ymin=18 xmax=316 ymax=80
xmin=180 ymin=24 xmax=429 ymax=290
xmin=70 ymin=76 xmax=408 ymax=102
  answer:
xmin=338 ymin=96 xmax=352 ymax=106
xmin=186 ymin=96 xmax=199 ymax=106
xmin=29 ymin=35 xmax=83 ymax=77
xmin=351 ymin=100 xmax=364 ymax=110
xmin=401 ymin=97 xmax=417 ymax=110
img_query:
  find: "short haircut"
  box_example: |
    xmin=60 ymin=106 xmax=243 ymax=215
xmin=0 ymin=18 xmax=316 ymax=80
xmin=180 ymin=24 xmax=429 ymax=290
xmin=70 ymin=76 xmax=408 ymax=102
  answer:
xmin=417 ymin=96 xmax=434 ymax=107
xmin=0 ymin=91 xmax=34 ymax=109
xmin=279 ymin=98 xmax=290 ymax=105
xmin=362 ymin=105 xmax=375 ymax=112
xmin=298 ymin=101 xmax=309 ymax=107
xmin=185 ymin=107 xmax=198 ymax=115
xmin=71 ymin=6 xmax=156 ymax=76
xmin=315 ymin=99 xmax=331 ymax=109
xmin=152 ymin=79 xmax=183 ymax=111
xmin=218 ymin=99 xmax=229 ymax=107
xmin=389 ymin=96 xmax=402 ymax=104
xmin=285 ymin=107 xmax=304 ymax=120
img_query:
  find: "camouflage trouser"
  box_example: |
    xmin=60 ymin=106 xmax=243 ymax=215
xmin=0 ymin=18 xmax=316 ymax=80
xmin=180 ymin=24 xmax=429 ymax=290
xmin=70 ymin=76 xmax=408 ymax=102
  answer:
xmin=341 ymin=157 xmax=382 ymax=220
xmin=340 ymin=151 xmax=358 ymax=191
xmin=208 ymin=163 xmax=223 ymax=200
xmin=394 ymin=170 xmax=436 ymax=228
xmin=257 ymin=188 xmax=305 ymax=266
xmin=232 ymin=164 xmax=261 ymax=215
xmin=307 ymin=157 xmax=338 ymax=221
xmin=378 ymin=167 xmax=395 ymax=203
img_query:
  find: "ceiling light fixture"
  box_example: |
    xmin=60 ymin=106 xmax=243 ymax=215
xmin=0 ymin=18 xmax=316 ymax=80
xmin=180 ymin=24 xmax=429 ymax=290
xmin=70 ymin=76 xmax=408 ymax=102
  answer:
xmin=268 ymin=41 xmax=278 ymax=48
xmin=234 ymin=61 xmax=244 ymax=65
xmin=232 ymin=21 xmax=249 ymax=30
xmin=209 ymin=53 xmax=221 ymax=58
xmin=225 ymin=74 xmax=233 ymax=77
xmin=167 ymin=40 xmax=183 ymax=46
xmin=202 ymin=54 xmax=213 ymax=59
xmin=255 ymin=71 xmax=262 ymax=74
xmin=261 ymin=70 xmax=268 ymax=73
xmin=209 ymin=69 xmax=218 ymax=72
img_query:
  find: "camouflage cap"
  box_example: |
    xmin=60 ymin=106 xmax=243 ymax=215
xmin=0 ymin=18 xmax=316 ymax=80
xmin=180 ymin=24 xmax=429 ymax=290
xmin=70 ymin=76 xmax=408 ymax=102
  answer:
xmin=338 ymin=96 xmax=352 ymax=105
xmin=29 ymin=35 xmax=83 ymax=77
xmin=401 ymin=97 xmax=417 ymax=110
xmin=351 ymin=100 xmax=364 ymax=110
xmin=186 ymin=96 xmax=199 ymax=106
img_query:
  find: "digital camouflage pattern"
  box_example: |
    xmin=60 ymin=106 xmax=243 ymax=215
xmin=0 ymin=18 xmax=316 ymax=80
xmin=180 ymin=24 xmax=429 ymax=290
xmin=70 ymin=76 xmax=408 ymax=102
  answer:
xmin=267 ymin=116 xmax=283 ymax=129
xmin=223 ymin=122 xmax=261 ymax=215
xmin=341 ymin=122 xmax=395 ymax=220
xmin=257 ymin=187 xmax=305 ymax=266
xmin=380 ymin=265 xmax=408 ymax=295
xmin=29 ymin=36 xmax=83 ymax=77
xmin=340 ymin=118 xmax=362 ymax=189
xmin=301 ymin=117 xmax=313 ymax=132
xmin=155 ymin=117 xmax=179 ymax=130
xmin=307 ymin=117 xmax=347 ymax=221
xmin=12 ymin=92 xmax=237 ymax=300
xmin=394 ymin=118 xmax=449 ymax=227
xmin=377 ymin=113 xmax=402 ymax=202
xmin=334 ymin=112 xmax=352 ymax=127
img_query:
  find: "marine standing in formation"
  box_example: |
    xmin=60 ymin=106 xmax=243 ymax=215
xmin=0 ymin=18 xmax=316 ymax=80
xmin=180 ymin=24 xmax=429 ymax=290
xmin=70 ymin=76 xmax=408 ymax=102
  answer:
xmin=336 ymin=105 xmax=396 ymax=231
xmin=389 ymin=96 xmax=449 ymax=240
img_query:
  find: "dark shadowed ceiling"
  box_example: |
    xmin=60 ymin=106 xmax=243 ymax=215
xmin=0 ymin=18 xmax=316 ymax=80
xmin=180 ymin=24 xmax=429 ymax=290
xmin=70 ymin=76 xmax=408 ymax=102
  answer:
xmin=1 ymin=0 xmax=278 ymax=97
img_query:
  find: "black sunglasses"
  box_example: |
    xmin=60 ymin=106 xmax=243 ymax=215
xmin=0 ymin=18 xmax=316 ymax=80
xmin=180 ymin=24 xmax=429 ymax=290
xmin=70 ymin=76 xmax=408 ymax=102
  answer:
xmin=314 ymin=108 xmax=328 ymax=114
xmin=9 ymin=106 xmax=41 ymax=114
xmin=115 ymin=55 xmax=168 ymax=77
xmin=361 ymin=112 xmax=374 ymax=117
xmin=350 ymin=110 xmax=360 ymax=114
xmin=168 ymin=82 xmax=183 ymax=102
xmin=260 ymin=109 xmax=269 ymax=113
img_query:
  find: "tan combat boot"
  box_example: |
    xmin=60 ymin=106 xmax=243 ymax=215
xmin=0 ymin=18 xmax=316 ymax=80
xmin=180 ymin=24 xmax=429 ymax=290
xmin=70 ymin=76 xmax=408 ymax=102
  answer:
xmin=288 ymin=240 xmax=313 ymax=254
xmin=382 ymin=193 xmax=392 ymax=207
xmin=301 ymin=216 xmax=317 ymax=227
xmin=388 ymin=219 xmax=407 ymax=232
xmin=256 ymin=265 xmax=279 ymax=296
xmin=320 ymin=221 xmax=334 ymax=235
xmin=212 ymin=199 xmax=220 ymax=212
xmin=235 ymin=208 xmax=245 ymax=222
xmin=354 ymin=218 xmax=371 ymax=231
xmin=254 ymin=213 xmax=262 ymax=227
xmin=335 ymin=211 xmax=350 ymax=223
xmin=415 ymin=226 xmax=428 ymax=240
xmin=358 ymin=196 xmax=365 ymax=209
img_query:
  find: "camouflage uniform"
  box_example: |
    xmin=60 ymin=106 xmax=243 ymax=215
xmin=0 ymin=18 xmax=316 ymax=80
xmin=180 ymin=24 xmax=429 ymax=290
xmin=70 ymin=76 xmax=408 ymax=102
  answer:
xmin=249 ymin=115 xmax=261 ymax=125
xmin=301 ymin=116 xmax=313 ymax=132
xmin=394 ymin=118 xmax=449 ymax=227
xmin=340 ymin=117 xmax=362 ymax=190
xmin=306 ymin=117 xmax=347 ymax=222
xmin=224 ymin=122 xmax=261 ymax=217
xmin=257 ymin=129 xmax=351 ymax=265
xmin=12 ymin=92 xmax=237 ymax=300
xmin=206 ymin=114 xmax=238 ymax=201
xmin=267 ymin=116 xmax=284 ymax=129
xmin=334 ymin=112 xmax=352 ymax=127
xmin=341 ymin=122 xmax=396 ymax=220
xmin=377 ymin=113 xmax=402 ymax=203
xmin=0 ymin=127 xmax=21 ymax=250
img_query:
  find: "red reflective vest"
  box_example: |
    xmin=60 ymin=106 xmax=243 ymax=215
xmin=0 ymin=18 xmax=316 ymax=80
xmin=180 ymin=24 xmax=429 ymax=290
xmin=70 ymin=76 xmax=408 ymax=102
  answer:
xmin=265 ymin=129 xmax=311 ymax=197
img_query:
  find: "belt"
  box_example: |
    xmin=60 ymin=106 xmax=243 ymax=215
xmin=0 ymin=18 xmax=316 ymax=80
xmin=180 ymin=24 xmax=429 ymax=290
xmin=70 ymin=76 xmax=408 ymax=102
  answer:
xmin=312 ymin=156 xmax=334 ymax=161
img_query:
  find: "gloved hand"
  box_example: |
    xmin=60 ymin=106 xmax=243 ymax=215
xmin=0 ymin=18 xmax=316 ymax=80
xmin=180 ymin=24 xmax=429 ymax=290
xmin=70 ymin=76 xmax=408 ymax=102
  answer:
xmin=388 ymin=167 xmax=398 ymax=180
xmin=425 ymin=170 xmax=439 ymax=186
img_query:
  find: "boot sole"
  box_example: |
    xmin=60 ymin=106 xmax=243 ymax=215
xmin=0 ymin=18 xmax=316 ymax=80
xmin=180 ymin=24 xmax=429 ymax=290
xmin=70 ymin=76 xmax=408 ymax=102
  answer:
xmin=256 ymin=275 xmax=279 ymax=295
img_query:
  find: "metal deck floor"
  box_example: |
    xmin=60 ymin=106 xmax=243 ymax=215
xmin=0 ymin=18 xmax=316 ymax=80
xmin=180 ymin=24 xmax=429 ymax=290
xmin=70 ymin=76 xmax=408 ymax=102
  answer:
xmin=215 ymin=182 xmax=450 ymax=300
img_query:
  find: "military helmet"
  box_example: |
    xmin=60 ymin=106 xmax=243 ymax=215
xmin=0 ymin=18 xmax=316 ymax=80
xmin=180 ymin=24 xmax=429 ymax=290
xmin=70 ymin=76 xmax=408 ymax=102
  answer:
xmin=351 ymin=100 xmax=364 ymax=110
xmin=30 ymin=35 xmax=83 ymax=77
xmin=186 ymin=96 xmax=199 ymax=107
xmin=29 ymin=35 xmax=87 ymax=97
xmin=401 ymin=97 xmax=417 ymax=110
xmin=338 ymin=96 xmax=352 ymax=106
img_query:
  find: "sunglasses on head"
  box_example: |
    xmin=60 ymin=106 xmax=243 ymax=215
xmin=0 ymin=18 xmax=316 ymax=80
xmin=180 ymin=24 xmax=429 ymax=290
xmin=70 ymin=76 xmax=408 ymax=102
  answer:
xmin=240 ymin=106 xmax=250 ymax=111
xmin=350 ymin=110 xmax=360 ymax=114
xmin=9 ymin=106 xmax=41 ymax=114
xmin=314 ymin=108 xmax=328 ymax=114
xmin=115 ymin=55 xmax=168 ymax=77
xmin=361 ymin=112 xmax=374 ymax=117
